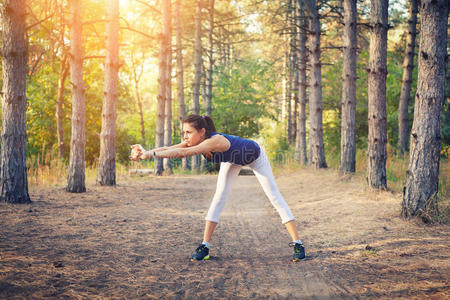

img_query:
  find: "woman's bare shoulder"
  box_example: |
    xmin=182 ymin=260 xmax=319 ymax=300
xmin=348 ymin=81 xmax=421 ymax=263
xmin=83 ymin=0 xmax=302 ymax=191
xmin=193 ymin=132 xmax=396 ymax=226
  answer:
xmin=207 ymin=134 xmax=230 ymax=152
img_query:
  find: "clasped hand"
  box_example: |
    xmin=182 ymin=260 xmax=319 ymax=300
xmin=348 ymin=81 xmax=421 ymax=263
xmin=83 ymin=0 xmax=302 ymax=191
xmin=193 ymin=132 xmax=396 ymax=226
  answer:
xmin=130 ymin=144 xmax=152 ymax=161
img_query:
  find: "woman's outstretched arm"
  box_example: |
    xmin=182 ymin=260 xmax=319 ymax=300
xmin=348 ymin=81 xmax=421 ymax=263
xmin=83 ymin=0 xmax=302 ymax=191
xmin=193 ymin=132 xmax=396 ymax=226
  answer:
xmin=130 ymin=141 xmax=188 ymax=160
xmin=151 ymin=141 xmax=188 ymax=152
xmin=153 ymin=138 xmax=219 ymax=159
xmin=131 ymin=135 xmax=229 ymax=161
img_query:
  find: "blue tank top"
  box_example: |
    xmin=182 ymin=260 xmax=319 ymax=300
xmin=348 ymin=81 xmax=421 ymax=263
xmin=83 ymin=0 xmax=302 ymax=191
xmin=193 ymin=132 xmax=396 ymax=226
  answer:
xmin=205 ymin=132 xmax=261 ymax=165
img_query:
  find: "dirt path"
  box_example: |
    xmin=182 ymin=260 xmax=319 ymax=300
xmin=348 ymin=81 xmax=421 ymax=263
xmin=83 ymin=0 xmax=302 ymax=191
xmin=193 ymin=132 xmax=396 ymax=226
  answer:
xmin=0 ymin=169 xmax=449 ymax=299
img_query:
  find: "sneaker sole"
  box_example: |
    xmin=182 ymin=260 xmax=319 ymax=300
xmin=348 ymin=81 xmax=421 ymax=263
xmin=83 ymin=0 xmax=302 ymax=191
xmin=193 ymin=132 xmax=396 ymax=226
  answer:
xmin=191 ymin=255 xmax=210 ymax=261
xmin=293 ymin=257 xmax=306 ymax=262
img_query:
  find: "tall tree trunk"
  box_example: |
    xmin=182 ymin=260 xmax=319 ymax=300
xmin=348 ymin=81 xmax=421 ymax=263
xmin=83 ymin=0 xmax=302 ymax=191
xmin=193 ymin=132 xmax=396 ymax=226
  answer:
xmin=293 ymin=81 xmax=298 ymax=147
xmin=56 ymin=1 xmax=68 ymax=160
xmin=292 ymin=0 xmax=298 ymax=143
xmin=67 ymin=0 xmax=86 ymax=193
xmin=175 ymin=0 xmax=188 ymax=170
xmin=163 ymin=0 xmax=173 ymax=173
xmin=199 ymin=0 xmax=215 ymax=173
xmin=398 ymin=0 xmax=418 ymax=155
xmin=192 ymin=0 xmax=202 ymax=114
xmin=206 ymin=0 xmax=214 ymax=117
xmin=98 ymin=0 xmax=119 ymax=186
xmin=56 ymin=54 xmax=69 ymax=159
xmin=192 ymin=0 xmax=203 ymax=171
xmin=367 ymin=0 xmax=388 ymax=189
xmin=289 ymin=0 xmax=297 ymax=145
xmin=295 ymin=0 xmax=307 ymax=165
xmin=155 ymin=0 xmax=171 ymax=175
xmin=200 ymin=65 xmax=209 ymax=172
xmin=402 ymin=0 xmax=448 ymax=220
xmin=283 ymin=52 xmax=289 ymax=121
xmin=0 ymin=0 xmax=31 ymax=203
xmin=339 ymin=0 xmax=357 ymax=173
xmin=226 ymin=36 xmax=231 ymax=68
xmin=306 ymin=0 xmax=327 ymax=168
xmin=287 ymin=0 xmax=294 ymax=144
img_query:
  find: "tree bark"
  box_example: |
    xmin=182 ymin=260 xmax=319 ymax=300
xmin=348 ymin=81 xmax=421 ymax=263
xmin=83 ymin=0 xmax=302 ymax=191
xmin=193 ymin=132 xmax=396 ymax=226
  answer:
xmin=192 ymin=0 xmax=202 ymax=115
xmin=97 ymin=0 xmax=119 ymax=186
xmin=200 ymin=66 xmax=208 ymax=172
xmin=402 ymin=0 xmax=448 ymax=220
xmin=198 ymin=0 xmax=215 ymax=173
xmin=339 ymin=0 xmax=357 ymax=173
xmin=192 ymin=0 xmax=203 ymax=171
xmin=294 ymin=0 xmax=307 ymax=165
xmin=163 ymin=0 xmax=173 ymax=173
xmin=206 ymin=0 xmax=214 ymax=117
xmin=289 ymin=0 xmax=297 ymax=145
xmin=292 ymin=1 xmax=299 ymax=142
xmin=287 ymin=0 xmax=294 ymax=144
xmin=306 ymin=0 xmax=327 ymax=168
xmin=398 ymin=0 xmax=418 ymax=155
xmin=283 ymin=52 xmax=289 ymax=122
xmin=155 ymin=0 xmax=172 ymax=175
xmin=0 ymin=0 xmax=31 ymax=203
xmin=56 ymin=1 xmax=68 ymax=160
xmin=56 ymin=54 xmax=69 ymax=159
xmin=175 ymin=0 xmax=188 ymax=170
xmin=67 ymin=0 xmax=86 ymax=193
xmin=367 ymin=0 xmax=388 ymax=189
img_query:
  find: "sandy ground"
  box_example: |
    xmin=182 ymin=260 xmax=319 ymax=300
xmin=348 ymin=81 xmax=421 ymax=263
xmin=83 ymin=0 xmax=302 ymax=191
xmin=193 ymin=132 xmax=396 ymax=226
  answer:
xmin=0 ymin=168 xmax=449 ymax=299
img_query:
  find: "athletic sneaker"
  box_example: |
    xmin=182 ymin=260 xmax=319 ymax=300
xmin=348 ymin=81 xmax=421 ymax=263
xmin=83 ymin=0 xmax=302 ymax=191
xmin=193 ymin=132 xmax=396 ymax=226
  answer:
xmin=191 ymin=244 xmax=210 ymax=261
xmin=289 ymin=242 xmax=306 ymax=261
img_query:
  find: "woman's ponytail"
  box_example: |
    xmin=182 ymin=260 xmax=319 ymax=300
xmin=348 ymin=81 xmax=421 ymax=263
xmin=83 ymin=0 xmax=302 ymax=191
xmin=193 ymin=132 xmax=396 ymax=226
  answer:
xmin=183 ymin=114 xmax=216 ymax=137
xmin=203 ymin=115 xmax=216 ymax=137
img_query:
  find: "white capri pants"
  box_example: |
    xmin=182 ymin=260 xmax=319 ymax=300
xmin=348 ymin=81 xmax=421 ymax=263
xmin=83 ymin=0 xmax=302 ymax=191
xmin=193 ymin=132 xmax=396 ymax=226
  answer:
xmin=205 ymin=148 xmax=295 ymax=224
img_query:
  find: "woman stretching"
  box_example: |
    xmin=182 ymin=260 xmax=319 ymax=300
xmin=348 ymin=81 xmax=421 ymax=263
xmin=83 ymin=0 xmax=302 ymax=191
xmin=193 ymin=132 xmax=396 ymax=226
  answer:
xmin=130 ymin=114 xmax=306 ymax=262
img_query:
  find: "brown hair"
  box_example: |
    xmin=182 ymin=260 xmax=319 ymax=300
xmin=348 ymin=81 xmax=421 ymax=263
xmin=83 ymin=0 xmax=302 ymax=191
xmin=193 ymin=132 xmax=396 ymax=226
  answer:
xmin=183 ymin=114 xmax=216 ymax=137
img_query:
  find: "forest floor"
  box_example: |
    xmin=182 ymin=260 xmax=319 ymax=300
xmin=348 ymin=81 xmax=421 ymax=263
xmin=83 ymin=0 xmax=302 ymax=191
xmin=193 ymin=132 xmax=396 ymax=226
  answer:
xmin=0 ymin=168 xmax=449 ymax=299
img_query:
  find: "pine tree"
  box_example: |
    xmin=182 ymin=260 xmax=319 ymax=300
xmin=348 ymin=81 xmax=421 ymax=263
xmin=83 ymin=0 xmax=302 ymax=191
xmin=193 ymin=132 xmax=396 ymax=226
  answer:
xmin=67 ymin=0 xmax=86 ymax=193
xmin=98 ymin=0 xmax=119 ymax=185
xmin=367 ymin=0 xmax=388 ymax=189
xmin=402 ymin=0 xmax=448 ymax=220
xmin=192 ymin=0 xmax=203 ymax=171
xmin=339 ymin=0 xmax=357 ymax=173
xmin=398 ymin=0 xmax=418 ymax=155
xmin=305 ymin=0 xmax=327 ymax=168
xmin=0 ymin=0 xmax=31 ymax=203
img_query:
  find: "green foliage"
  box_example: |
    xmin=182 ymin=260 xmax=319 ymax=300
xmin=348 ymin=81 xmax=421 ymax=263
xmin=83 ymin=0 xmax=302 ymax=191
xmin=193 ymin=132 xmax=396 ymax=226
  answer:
xmin=385 ymin=51 xmax=402 ymax=149
xmin=211 ymin=58 xmax=279 ymax=138
xmin=442 ymin=105 xmax=450 ymax=147
xmin=259 ymin=118 xmax=291 ymax=163
xmin=84 ymin=60 xmax=138 ymax=165
xmin=24 ymin=55 xmax=137 ymax=166
xmin=385 ymin=46 xmax=418 ymax=151
xmin=26 ymin=61 xmax=60 ymax=158
xmin=117 ymin=109 xmax=156 ymax=164
xmin=320 ymin=45 xmax=419 ymax=157
xmin=322 ymin=56 xmax=342 ymax=151
xmin=355 ymin=50 xmax=369 ymax=149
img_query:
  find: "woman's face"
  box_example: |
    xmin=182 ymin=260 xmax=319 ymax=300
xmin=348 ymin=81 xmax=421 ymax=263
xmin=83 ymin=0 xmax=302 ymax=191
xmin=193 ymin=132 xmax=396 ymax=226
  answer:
xmin=182 ymin=122 xmax=206 ymax=146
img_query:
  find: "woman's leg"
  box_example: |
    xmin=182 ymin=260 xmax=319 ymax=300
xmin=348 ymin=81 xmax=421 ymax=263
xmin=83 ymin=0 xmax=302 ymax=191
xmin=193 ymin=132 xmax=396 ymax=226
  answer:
xmin=203 ymin=220 xmax=217 ymax=243
xmin=203 ymin=162 xmax=242 ymax=241
xmin=248 ymin=150 xmax=300 ymax=242
xmin=284 ymin=220 xmax=300 ymax=241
